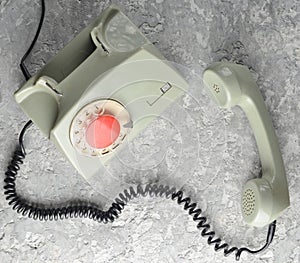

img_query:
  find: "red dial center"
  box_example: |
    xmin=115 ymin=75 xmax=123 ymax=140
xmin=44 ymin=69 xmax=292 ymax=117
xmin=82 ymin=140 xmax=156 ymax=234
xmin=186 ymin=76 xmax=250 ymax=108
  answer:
xmin=85 ymin=115 xmax=121 ymax=149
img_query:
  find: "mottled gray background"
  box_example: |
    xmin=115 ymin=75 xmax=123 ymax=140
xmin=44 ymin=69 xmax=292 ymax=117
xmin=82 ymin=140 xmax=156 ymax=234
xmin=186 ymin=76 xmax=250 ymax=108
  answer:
xmin=0 ymin=0 xmax=299 ymax=262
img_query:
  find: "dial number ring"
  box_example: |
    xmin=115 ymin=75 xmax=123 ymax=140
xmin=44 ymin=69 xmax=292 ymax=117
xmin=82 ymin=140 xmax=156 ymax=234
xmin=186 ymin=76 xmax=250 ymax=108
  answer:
xmin=70 ymin=99 xmax=132 ymax=157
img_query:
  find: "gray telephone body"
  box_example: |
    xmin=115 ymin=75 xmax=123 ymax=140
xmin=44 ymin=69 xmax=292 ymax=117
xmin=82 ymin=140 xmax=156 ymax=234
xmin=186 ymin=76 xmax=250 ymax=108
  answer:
xmin=14 ymin=6 xmax=188 ymax=183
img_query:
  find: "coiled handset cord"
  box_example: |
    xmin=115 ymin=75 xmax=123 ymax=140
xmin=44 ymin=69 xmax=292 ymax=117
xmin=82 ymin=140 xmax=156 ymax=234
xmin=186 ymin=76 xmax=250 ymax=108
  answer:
xmin=4 ymin=0 xmax=276 ymax=261
xmin=4 ymin=121 xmax=276 ymax=261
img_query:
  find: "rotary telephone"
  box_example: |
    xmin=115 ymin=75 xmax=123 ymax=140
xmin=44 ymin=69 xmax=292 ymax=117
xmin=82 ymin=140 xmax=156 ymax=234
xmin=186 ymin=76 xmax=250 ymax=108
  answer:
xmin=4 ymin=2 xmax=290 ymax=261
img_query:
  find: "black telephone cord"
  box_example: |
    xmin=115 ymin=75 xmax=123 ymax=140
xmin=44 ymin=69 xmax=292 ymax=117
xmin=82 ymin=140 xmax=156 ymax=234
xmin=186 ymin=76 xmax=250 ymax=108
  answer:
xmin=20 ymin=0 xmax=45 ymax=80
xmin=4 ymin=120 xmax=276 ymax=261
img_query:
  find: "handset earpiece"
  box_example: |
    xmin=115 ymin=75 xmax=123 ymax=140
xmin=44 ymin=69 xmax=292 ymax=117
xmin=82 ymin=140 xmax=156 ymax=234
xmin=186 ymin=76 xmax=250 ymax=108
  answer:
xmin=203 ymin=62 xmax=290 ymax=227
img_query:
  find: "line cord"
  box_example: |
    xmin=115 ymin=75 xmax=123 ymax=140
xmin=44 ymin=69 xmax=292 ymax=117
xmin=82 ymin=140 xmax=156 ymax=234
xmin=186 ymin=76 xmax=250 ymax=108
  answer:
xmin=20 ymin=0 xmax=45 ymax=80
xmin=5 ymin=0 xmax=276 ymax=261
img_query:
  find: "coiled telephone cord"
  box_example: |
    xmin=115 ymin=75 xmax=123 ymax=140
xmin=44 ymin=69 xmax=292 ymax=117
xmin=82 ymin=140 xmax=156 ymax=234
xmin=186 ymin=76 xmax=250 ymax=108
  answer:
xmin=3 ymin=120 xmax=276 ymax=261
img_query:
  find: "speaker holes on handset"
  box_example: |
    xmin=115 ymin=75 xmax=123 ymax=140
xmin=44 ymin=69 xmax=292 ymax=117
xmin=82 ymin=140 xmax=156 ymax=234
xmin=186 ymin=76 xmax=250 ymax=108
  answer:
xmin=212 ymin=84 xmax=220 ymax=94
xmin=242 ymin=188 xmax=256 ymax=216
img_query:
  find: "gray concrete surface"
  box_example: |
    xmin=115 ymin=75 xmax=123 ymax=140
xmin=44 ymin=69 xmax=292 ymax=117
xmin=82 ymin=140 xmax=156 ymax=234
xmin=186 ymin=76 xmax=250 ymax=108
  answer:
xmin=0 ymin=0 xmax=299 ymax=262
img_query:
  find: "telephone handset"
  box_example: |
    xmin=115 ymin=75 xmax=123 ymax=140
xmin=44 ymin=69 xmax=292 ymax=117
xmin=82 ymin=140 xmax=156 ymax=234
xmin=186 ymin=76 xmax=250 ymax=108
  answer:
xmin=4 ymin=2 xmax=289 ymax=261
xmin=203 ymin=62 xmax=290 ymax=227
